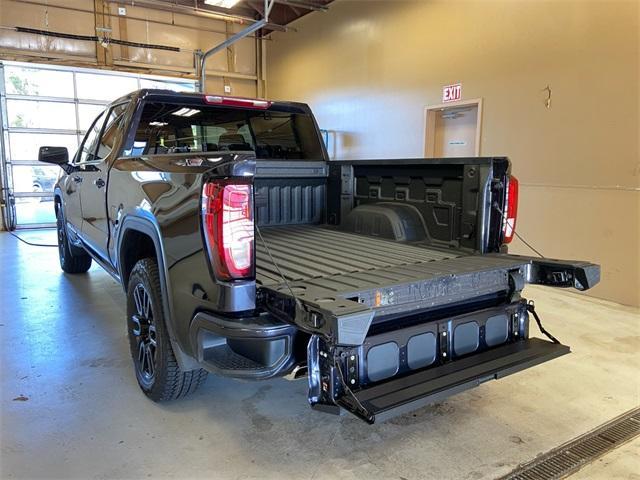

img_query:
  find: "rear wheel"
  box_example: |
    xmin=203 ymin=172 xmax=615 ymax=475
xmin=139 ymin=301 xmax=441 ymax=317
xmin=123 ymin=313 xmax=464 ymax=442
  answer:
xmin=56 ymin=207 xmax=92 ymax=274
xmin=127 ymin=258 xmax=208 ymax=401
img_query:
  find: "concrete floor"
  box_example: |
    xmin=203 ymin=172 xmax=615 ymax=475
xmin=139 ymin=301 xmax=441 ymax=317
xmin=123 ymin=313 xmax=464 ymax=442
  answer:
xmin=1 ymin=229 xmax=639 ymax=480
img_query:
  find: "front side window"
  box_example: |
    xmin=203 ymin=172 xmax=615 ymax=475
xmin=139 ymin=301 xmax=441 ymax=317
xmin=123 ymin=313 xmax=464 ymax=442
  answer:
xmin=77 ymin=103 xmax=129 ymax=164
xmin=95 ymin=102 xmax=129 ymax=161
xmin=124 ymin=102 xmax=324 ymax=160
xmin=77 ymin=111 xmax=106 ymax=164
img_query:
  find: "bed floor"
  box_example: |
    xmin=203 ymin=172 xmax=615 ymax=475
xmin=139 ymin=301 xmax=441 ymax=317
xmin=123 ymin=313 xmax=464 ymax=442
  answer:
xmin=256 ymin=225 xmax=464 ymax=286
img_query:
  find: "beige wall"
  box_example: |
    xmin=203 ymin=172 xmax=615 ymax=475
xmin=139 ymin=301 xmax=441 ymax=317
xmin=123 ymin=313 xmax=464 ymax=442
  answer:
xmin=0 ymin=0 xmax=260 ymax=95
xmin=267 ymin=0 xmax=639 ymax=306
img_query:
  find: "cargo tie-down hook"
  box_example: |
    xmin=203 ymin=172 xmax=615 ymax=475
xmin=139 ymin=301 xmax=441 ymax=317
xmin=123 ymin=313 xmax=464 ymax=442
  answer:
xmin=542 ymin=85 xmax=552 ymax=109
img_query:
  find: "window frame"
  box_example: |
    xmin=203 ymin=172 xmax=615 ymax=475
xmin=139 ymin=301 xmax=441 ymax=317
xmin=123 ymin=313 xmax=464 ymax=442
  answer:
xmin=94 ymin=101 xmax=129 ymax=162
xmin=74 ymin=100 xmax=129 ymax=166
xmin=74 ymin=109 xmax=107 ymax=166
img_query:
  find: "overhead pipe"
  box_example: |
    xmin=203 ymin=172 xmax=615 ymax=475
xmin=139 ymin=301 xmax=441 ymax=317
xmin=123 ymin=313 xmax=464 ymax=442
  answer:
xmin=199 ymin=19 xmax=267 ymax=92
xmin=199 ymin=0 xmax=275 ymax=93
xmin=13 ymin=26 xmax=184 ymax=53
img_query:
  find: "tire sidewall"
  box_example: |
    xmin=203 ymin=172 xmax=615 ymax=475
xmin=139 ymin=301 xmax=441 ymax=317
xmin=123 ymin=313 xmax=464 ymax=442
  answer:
xmin=56 ymin=208 xmax=92 ymax=274
xmin=56 ymin=207 xmax=71 ymax=269
xmin=126 ymin=259 xmax=171 ymax=399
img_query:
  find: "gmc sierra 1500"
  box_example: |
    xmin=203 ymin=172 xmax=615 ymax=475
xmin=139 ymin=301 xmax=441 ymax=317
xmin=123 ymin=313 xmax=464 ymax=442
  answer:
xmin=39 ymin=90 xmax=600 ymax=423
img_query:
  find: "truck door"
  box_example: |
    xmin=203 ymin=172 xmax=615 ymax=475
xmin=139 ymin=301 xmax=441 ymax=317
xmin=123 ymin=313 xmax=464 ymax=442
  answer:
xmin=63 ymin=110 xmax=106 ymax=242
xmin=78 ymin=102 xmax=128 ymax=262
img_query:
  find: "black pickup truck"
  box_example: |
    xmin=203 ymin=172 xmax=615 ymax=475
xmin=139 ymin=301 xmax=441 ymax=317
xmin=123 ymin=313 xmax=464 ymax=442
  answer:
xmin=39 ymin=90 xmax=600 ymax=423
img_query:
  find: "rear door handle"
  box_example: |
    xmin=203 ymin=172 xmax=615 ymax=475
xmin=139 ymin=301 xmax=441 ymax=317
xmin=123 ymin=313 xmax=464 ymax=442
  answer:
xmin=94 ymin=178 xmax=105 ymax=188
xmin=73 ymin=175 xmax=83 ymax=183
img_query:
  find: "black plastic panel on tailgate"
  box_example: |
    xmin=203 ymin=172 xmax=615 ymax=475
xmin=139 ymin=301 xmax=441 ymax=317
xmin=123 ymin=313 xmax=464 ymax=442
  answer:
xmin=347 ymin=338 xmax=570 ymax=423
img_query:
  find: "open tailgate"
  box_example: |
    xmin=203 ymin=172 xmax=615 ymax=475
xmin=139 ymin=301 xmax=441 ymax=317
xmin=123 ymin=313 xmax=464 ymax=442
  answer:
xmin=256 ymin=227 xmax=598 ymax=422
xmin=258 ymin=239 xmax=599 ymax=347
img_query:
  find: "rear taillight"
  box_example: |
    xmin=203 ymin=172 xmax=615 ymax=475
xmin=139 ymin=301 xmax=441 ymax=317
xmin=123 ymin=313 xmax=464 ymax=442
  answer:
xmin=201 ymin=180 xmax=254 ymax=280
xmin=502 ymin=175 xmax=519 ymax=244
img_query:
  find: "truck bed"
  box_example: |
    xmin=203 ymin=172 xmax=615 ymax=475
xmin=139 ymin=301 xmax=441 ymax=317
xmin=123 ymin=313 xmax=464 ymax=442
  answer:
xmin=256 ymin=225 xmax=465 ymax=286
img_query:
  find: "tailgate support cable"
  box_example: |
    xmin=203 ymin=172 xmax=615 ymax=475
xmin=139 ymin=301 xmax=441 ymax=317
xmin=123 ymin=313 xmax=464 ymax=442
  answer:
xmin=255 ymin=224 xmax=305 ymax=312
xmin=334 ymin=359 xmax=375 ymax=424
xmin=257 ymin=225 xmax=373 ymax=422
xmin=493 ymin=202 xmax=545 ymax=258
xmin=526 ymin=300 xmax=560 ymax=344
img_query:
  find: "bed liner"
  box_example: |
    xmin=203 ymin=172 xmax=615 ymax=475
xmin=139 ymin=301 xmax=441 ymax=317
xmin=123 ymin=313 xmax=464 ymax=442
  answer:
xmin=256 ymin=226 xmax=529 ymax=328
xmin=256 ymin=225 xmax=466 ymax=286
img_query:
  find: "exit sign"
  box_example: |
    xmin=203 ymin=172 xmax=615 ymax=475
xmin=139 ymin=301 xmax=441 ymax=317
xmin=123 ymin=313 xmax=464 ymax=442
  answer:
xmin=442 ymin=83 xmax=462 ymax=103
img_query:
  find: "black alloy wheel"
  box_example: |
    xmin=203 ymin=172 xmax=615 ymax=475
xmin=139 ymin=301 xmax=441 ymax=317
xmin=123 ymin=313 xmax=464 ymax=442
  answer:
xmin=126 ymin=258 xmax=208 ymax=401
xmin=131 ymin=283 xmax=157 ymax=388
xmin=56 ymin=207 xmax=92 ymax=273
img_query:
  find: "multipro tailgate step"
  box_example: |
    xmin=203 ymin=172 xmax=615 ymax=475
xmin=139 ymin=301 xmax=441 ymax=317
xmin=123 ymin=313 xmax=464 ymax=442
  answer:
xmin=341 ymin=338 xmax=569 ymax=423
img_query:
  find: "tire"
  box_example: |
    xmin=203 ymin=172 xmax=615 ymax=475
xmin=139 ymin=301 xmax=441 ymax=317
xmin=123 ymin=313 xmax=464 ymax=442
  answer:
xmin=56 ymin=207 xmax=92 ymax=274
xmin=126 ymin=258 xmax=208 ymax=401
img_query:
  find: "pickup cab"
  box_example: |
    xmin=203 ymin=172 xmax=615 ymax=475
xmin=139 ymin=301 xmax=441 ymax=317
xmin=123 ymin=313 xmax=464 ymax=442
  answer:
xmin=39 ymin=90 xmax=600 ymax=423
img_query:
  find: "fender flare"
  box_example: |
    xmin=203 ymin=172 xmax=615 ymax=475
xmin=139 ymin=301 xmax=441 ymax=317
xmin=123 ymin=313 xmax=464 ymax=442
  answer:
xmin=117 ymin=214 xmax=200 ymax=371
xmin=53 ymin=187 xmax=66 ymax=219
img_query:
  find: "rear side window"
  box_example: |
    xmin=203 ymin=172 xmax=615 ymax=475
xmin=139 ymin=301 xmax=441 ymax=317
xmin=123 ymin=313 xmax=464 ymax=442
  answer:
xmin=123 ymin=102 xmax=324 ymax=160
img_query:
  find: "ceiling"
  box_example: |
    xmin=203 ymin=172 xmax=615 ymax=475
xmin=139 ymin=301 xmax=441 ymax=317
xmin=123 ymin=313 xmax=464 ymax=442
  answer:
xmin=153 ymin=0 xmax=334 ymax=33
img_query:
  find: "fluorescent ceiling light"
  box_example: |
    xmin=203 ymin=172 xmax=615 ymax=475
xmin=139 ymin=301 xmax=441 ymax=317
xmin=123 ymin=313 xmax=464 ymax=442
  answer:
xmin=149 ymin=121 xmax=168 ymax=127
xmin=172 ymin=108 xmax=200 ymax=117
xmin=204 ymin=0 xmax=242 ymax=8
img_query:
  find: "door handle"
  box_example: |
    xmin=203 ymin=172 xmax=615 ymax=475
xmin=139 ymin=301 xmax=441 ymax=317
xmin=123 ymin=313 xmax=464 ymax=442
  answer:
xmin=73 ymin=175 xmax=83 ymax=183
xmin=94 ymin=178 xmax=106 ymax=188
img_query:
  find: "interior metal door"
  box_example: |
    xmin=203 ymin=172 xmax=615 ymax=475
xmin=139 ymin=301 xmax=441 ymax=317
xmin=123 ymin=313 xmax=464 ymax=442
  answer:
xmin=433 ymin=105 xmax=479 ymax=157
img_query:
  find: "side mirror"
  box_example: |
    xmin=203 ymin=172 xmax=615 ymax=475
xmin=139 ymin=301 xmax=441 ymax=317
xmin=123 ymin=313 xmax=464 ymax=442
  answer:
xmin=38 ymin=146 xmax=69 ymax=166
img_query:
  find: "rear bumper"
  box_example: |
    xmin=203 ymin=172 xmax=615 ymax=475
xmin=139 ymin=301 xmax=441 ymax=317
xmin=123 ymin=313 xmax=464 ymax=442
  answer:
xmin=190 ymin=311 xmax=297 ymax=379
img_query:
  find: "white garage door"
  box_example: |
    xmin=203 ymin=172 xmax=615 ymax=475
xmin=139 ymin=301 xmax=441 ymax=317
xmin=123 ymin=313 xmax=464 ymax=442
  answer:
xmin=0 ymin=61 xmax=195 ymax=228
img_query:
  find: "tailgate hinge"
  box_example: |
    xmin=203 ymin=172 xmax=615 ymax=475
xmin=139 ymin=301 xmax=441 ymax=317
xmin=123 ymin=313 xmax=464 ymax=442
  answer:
xmin=261 ymin=287 xmax=374 ymax=345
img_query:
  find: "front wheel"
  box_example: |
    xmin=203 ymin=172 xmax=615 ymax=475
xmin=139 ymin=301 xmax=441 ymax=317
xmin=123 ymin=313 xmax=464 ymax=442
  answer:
xmin=56 ymin=208 xmax=92 ymax=274
xmin=126 ymin=258 xmax=208 ymax=401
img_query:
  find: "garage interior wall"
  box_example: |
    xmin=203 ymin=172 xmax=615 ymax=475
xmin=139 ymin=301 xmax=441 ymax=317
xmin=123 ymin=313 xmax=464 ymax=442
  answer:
xmin=267 ymin=0 xmax=640 ymax=307
xmin=0 ymin=0 xmax=260 ymax=96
